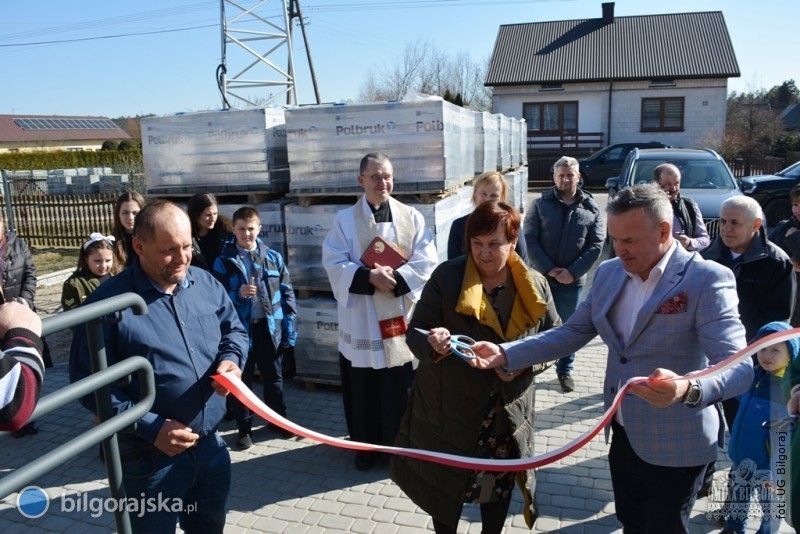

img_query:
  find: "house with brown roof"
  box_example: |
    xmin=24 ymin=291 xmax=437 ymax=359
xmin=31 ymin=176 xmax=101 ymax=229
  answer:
xmin=486 ymin=3 xmax=739 ymax=165
xmin=0 ymin=114 xmax=131 ymax=153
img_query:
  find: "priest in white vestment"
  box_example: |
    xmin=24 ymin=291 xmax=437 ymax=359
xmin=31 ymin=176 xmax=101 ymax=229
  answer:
xmin=322 ymin=152 xmax=437 ymax=472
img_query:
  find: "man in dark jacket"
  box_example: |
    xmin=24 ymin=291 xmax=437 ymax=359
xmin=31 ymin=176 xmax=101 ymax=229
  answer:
xmin=702 ymin=195 xmax=796 ymax=431
xmin=523 ymin=156 xmax=604 ymax=392
xmin=702 ymin=196 xmax=795 ymax=341
xmin=653 ymin=163 xmax=710 ymax=251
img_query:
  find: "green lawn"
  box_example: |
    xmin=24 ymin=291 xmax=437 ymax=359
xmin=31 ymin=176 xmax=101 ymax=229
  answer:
xmin=31 ymin=247 xmax=80 ymax=275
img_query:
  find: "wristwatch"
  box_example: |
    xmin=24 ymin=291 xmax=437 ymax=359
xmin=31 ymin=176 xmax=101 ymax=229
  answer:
xmin=682 ymin=380 xmax=702 ymax=407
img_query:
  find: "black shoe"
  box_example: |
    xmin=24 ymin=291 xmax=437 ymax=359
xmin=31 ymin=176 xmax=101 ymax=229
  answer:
xmin=236 ymin=433 xmax=253 ymax=450
xmin=11 ymin=422 xmax=37 ymax=438
xmin=558 ymin=374 xmax=575 ymax=393
xmin=355 ymin=451 xmax=376 ymax=472
xmin=270 ymin=423 xmax=294 ymax=439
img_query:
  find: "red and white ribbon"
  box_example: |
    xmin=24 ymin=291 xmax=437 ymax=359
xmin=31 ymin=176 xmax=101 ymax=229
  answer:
xmin=213 ymin=328 xmax=800 ymax=472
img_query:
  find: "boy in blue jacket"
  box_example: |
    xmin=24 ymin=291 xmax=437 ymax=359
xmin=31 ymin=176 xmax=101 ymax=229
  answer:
xmin=213 ymin=207 xmax=297 ymax=449
xmin=724 ymin=321 xmax=798 ymax=534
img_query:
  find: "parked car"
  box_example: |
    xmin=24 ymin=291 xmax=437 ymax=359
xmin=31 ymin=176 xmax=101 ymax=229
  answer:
xmin=606 ymin=148 xmax=743 ymax=239
xmin=739 ymin=160 xmax=800 ymax=227
xmin=579 ymin=142 xmax=670 ymax=189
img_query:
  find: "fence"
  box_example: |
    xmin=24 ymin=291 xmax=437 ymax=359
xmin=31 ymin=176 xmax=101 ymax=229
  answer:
xmin=4 ymin=193 xmax=117 ymax=248
xmin=726 ymin=156 xmax=786 ymax=178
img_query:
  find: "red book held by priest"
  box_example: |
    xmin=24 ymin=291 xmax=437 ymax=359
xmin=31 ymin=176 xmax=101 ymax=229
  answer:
xmin=360 ymin=236 xmax=407 ymax=269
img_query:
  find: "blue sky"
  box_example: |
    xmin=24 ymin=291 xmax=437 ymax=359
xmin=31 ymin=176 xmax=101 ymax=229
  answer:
xmin=1 ymin=0 xmax=796 ymax=118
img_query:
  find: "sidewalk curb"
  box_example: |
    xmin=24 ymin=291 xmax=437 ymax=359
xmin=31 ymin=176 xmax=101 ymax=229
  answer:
xmin=36 ymin=268 xmax=74 ymax=288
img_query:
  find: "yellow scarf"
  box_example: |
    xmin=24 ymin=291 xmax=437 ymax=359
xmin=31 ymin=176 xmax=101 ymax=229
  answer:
xmin=455 ymin=253 xmax=548 ymax=340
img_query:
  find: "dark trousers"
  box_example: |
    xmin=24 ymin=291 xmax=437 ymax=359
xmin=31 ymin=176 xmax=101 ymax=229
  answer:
xmin=338 ymin=353 xmax=414 ymax=446
xmin=431 ymin=498 xmax=512 ymax=534
xmin=609 ymin=422 xmax=706 ymax=533
xmin=236 ymin=321 xmax=284 ymax=435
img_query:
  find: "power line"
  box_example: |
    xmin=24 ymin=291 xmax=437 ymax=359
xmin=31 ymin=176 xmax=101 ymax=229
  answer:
xmin=1 ymin=0 xmax=557 ymax=48
xmin=0 ymin=24 xmax=218 ymax=48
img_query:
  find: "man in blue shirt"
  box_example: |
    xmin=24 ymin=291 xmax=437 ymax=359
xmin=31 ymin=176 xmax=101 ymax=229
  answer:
xmin=71 ymin=200 xmax=248 ymax=534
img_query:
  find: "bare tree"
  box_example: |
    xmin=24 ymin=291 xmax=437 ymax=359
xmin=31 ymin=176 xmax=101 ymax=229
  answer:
xmin=358 ymin=40 xmax=491 ymax=111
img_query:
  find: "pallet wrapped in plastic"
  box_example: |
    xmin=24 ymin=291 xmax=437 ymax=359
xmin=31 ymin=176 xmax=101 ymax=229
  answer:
xmin=475 ymin=112 xmax=500 ymax=175
xmin=497 ymin=114 xmax=513 ymax=171
xmin=284 ymin=203 xmax=349 ymax=291
xmin=285 ymin=96 xmax=475 ymax=194
xmin=142 ymin=107 xmax=289 ymax=195
xmin=294 ymin=294 xmax=341 ymax=385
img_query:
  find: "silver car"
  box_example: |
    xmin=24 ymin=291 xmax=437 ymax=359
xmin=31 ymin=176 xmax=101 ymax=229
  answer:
xmin=606 ymin=148 xmax=743 ymax=237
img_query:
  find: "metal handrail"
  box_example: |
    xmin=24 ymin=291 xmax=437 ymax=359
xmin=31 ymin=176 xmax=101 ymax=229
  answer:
xmin=0 ymin=356 xmax=154 ymax=497
xmin=0 ymin=292 xmax=151 ymax=534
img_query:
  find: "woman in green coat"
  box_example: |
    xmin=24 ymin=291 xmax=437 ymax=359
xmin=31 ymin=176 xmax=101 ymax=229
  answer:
xmin=391 ymin=201 xmax=561 ymax=533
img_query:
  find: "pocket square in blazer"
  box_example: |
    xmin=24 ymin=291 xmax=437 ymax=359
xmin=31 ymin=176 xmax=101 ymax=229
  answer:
xmin=657 ymin=291 xmax=688 ymax=314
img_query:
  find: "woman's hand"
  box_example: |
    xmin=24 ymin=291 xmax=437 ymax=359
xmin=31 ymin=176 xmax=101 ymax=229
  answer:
xmin=424 ymin=327 xmax=452 ymax=356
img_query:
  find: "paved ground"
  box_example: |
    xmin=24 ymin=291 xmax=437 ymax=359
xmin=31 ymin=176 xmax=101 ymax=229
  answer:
xmin=0 ymin=192 xmax=792 ymax=533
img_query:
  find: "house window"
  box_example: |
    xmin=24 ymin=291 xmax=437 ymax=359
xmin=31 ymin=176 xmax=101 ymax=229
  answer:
xmin=523 ymin=101 xmax=578 ymax=132
xmin=641 ymin=97 xmax=684 ymax=132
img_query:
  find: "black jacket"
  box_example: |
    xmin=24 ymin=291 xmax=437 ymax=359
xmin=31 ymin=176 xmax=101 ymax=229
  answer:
xmin=1 ymin=231 xmax=36 ymax=307
xmin=702 ymin=226 xmax=796 ymax=340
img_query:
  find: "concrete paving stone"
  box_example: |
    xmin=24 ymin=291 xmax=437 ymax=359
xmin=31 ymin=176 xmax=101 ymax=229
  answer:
xmin=570 ymin=485 xmax=595 ymax=500
xmin=317 ymin=513 xmax=355 ymax=530
xmin=551 ymin=494 xmax=594 ymax=511
xmin=393 ymin=510 xmax=431 ymax=528
xmin=367 ymin=494 xmax=388 ymax=509
xmin=336 ymin=490 xmax=372 ymax=506
xmin=381 ymin=496 xmax=418 ymax=513
xmin=222 ymin=525 xmax=249 ymax=534
xmin=592 ymin=477 xmax=614 ymax=490
xmin=284 ymin=524 xmax=310 ymax=534
xmin=290 ymin=496 xmax=317 ymax=510
xmin=299 ymin=510 xmax=323 ymax=526
xmin=532 ymin=516 xmax=562 ymax=532
xmin=273 ymin=505 xmax=310 ymax=523
xmin=377 ymin=484 xmax=404 ymax=498
xmin=349 ymin=518 xmax=377 ymax=534
xmin=251 ymin=502 xmax=280 ymax=517
xmin=339 ymin=503 xmax=375 ymax=520
xmin=308 ymin=499 xmax=344 ymax=515
xmin=252 ymin=516 xmax=289 ymax=532
xmin=370 ymin=507 xmax=398 ymax=524
xmin=592 ymin=489 xmax=614 ymax=501
xmin=372 ymin=523 xmax=400 ymax=534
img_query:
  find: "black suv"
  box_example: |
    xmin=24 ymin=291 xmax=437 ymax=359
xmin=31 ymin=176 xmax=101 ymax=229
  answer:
xmin=740 ymin=160 xmax=800 ymax=226
xmin=606 ymin=148 xmax=743 ymax=237
xmin=579 ymin=142 xmax=669 ymax=189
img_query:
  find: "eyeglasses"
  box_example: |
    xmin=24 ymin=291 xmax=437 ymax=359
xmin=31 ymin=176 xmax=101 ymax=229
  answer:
xmin=363 ymin=173 xmax=393 ymax=183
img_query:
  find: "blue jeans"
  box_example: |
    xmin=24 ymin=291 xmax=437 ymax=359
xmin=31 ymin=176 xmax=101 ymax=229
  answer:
xmin=120 ymin=433 xmax=231 ymax=534
xmin=549 ymin=283 xmax=583 ymax=375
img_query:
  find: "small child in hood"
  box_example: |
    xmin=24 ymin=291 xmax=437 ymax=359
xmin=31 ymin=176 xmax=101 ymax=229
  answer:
xmin=725 ymin=321 xmax=798 ymax=534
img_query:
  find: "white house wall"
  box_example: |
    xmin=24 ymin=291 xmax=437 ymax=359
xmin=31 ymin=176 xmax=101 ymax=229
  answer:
xmin=492 ymin=77 xmax=728 ymax=149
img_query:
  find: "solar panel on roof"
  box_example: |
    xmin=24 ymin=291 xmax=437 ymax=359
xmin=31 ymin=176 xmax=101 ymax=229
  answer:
xmin=12 ymin=117 xmax=118 ymax=130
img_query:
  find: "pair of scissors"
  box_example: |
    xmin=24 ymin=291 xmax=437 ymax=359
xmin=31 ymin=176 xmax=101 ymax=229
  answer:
xmin=414 ymin=328 xmax=477 ymax=360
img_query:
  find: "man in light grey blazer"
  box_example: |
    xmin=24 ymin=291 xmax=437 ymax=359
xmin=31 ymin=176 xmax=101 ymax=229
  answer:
xmin=470 ymin=184 xmax=753 ymax=533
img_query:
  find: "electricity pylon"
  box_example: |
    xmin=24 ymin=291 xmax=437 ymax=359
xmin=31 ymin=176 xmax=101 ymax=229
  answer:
xmin=218 ymin=0 xmax=320 ymax=108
